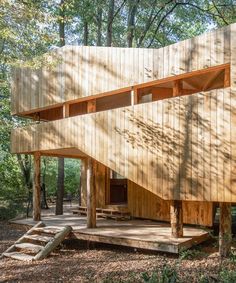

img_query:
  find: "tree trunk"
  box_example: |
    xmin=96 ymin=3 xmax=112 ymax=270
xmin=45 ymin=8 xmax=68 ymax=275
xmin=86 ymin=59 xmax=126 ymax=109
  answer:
xmin=33 ymin=152 xmax=41 ymax=221
xmin=106 ymin=0 xmax=114 ymax=46
xmin=59 ymin=0 xmax=65 ymax=47
xmin=17 ymin=154 xmax=33 ymax=216
xmin=87 ymin=158 xmax=96 ymax=228
xmin=127 ymin=0 xmax=139 ymax=47
xmin=56 ymin=0 xmax=66 ymax=216
xmin=80 ymin=159 xmax=87 ymax=206
xmin=56 ymin=157 xmax=65 ymax=215
xmin=83 ymin=21 xmax=89 ymax=45
xmin=96 ymin=4 xmax=102 ymax=46
xmin=170 ymin=200 xmax=183 ymax=238
xmin=219 ymin=202 xmax=232 ymax=257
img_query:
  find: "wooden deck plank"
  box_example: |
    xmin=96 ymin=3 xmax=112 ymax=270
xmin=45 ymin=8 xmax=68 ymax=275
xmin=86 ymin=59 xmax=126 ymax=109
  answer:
xmin=10 ymin=215 xmax=209 ymax=254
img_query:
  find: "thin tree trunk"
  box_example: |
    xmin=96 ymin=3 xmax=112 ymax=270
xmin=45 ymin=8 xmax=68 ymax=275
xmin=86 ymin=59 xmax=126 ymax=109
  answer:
xmin=56 ymin=0 xmax=66 ymax=215
xmin=106 ymin=0 xmax=114 ymax=46
xmin=83 ymin=21 xmax=89 ymax=45
xmin=59 ymin=0 xmax=65 ymax=47
xmin=17 ymin=154 xmax=33 ymax=216
xmin=33 ymin=152 xmax=41 ymax=221
xmin=56 ymin=157 xmax=65 ymax=215
xmin=127 ymin=0 xmax=139 ymax=48
xmin=96 ymin=5 xmax=102 ymax=46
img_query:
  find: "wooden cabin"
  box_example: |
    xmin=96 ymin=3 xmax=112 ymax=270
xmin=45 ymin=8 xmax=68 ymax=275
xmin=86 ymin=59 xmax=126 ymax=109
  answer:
xmin=11 ymin=24 xmax=236 ymax=255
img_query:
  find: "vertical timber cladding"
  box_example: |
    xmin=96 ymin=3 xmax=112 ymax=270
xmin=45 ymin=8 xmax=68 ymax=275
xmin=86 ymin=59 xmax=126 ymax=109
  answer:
xmin=11 ymin=24 xmax=233 ymax=115
xmin=89 ymin=162 xmax=214 ymax=226
xmin=11 ymin=84 xmax=235 ymax=204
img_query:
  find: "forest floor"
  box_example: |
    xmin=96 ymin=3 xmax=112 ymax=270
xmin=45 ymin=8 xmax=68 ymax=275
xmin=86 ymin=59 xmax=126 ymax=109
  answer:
xmin=0 ymin=210 xmax=236 ymax=283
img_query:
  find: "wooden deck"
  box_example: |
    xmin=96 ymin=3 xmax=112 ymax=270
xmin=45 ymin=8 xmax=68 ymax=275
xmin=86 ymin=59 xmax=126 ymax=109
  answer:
xmin=11 ymin=215 xmax=210 ymax=254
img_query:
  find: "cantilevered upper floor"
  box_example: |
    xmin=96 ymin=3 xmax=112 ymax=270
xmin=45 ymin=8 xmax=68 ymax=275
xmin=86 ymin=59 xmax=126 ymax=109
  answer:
xmin=11 ymin=24 xmax=235 ymax=121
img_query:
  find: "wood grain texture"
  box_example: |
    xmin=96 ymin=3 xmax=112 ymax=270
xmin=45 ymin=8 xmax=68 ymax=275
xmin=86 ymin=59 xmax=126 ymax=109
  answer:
xmin=11 ymin=24 xmax=233 ymax=115
xmin=11 ymin=86 xmax=235 ymax=203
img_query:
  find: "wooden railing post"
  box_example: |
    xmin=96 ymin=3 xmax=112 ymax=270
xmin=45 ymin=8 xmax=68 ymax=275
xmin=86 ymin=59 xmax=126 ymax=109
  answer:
xmin=170 ymin=200 xmax=183 ymax=238
xmin=219 ymin=202 xmax=232 ymax=257
xmin=33 ymin=152 xmax=41 ymax=221
xmin=87 ymin=158 xmax=96 ymax=228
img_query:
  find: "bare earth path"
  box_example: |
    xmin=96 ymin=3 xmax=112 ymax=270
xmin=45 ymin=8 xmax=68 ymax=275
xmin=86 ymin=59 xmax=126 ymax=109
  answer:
xmin=0 ymin=209 xmax=236 ymax=282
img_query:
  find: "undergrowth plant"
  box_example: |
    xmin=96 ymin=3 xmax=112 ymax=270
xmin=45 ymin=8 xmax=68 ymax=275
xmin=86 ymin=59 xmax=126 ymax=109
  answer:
xmin=141 ymin=265 xmax=179 ymax=283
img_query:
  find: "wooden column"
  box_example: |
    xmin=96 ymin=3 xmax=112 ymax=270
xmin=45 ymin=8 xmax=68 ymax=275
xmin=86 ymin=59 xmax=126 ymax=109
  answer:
xmin=87 ymin=99 xmax=96 ymax=113
xmin=87 ymin=158 xmax=96 ymax=228
xmin=219 ymin=202 xmax=232 ymax=257
xmin=224 ymin=66 xmax=230 ymax=87
xmin=131 ymin=88 xmax=138 ymax=105
xmin=33 ymin=152 xmax=41 ymax=221
xmin=170 ymin=200 xmax=183 ymax=238
xmin=63 ymin=103 xmax=70 ymax=118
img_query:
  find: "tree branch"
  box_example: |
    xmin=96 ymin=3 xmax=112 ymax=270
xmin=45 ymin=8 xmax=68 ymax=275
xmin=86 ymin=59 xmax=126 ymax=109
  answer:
xmin=138 ymin=0 xmax=173 ymax=47
xmin=148 ymin=3 xmax=178 ymax=48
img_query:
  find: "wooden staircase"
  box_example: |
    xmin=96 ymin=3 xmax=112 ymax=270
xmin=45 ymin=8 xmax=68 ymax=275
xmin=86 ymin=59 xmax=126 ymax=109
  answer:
xmin=1 ymin=222 xmax=72 ymax=261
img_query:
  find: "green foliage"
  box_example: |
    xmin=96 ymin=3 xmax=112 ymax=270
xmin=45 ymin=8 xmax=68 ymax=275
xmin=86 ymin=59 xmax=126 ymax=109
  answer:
xmin=219 ymin=269 xmax=236 ymax=283
xmin=229 ymin=250 xmax=236 ymax=263
xmin=179 ymin=248 xmax=207 ymax=260
xmin=42 ymin=157 xmax=81 ymax=197
xmin=141 ymin=265 xmax=179 ymax=283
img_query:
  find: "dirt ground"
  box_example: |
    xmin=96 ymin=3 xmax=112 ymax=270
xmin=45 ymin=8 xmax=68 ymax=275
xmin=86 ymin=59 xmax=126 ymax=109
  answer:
xmin=0 ymin=219 xmax=236 ymax=283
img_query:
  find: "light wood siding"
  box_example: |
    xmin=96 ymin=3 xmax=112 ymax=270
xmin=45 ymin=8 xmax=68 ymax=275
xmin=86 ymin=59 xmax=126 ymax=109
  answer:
xmin=11 ymin=24 xmax=232 ymax=115
xmin=83 ymin=162 xmax=213 ymax=226
xmin=11 ymin=86 xmax=235 ymax=203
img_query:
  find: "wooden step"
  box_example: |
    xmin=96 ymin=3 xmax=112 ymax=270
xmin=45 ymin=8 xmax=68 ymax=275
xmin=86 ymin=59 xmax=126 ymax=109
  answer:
xmin=3 ymin=252 xmax=34 ymax=261
xmin=15 ymin=243 xmax=44 ymax=253
xmin=24 ymin=234 xmax=53 ymax=243
xmin=32 ymin=227 xmax=61 ymax=235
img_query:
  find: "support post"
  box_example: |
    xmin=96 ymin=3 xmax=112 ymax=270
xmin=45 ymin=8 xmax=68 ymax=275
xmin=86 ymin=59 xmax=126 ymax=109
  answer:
xmin=131 ymin=88 xmax=138 ymax=105
xmin=170 ymin=200 xmax=183 ymax=238
xmin=63 ymin=103 xmax=70 ymax=118
xmin=87 ymin=158 xmax=96 ymax=228
xmin=87 ymin=99 xmax=96 ymax=113
xmin=33 ymin=152 xmax=41 ymax=221
xmin=219 ymin=202 xmax=232 ymax=257
xmin=224 ymin=66 xmax=230 ymax=87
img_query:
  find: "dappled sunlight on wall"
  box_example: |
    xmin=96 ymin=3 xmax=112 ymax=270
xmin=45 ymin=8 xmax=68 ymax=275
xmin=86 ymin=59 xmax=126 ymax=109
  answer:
xmin=11 ymin=87 xmax=235 ymax=203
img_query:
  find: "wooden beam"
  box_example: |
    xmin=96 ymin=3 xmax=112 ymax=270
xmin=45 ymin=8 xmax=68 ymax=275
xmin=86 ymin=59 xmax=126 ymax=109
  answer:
xmin=87 ymin=99 xmax=96 ymax=113
xmin=33 ymin=152 xmax=41 ymax=221
xmin=170 ymin=200 xmax=183 ymax=238
xmin=87 ymin=158 xmax=96 ymax=228
xmin=219 ymin=202 xmax=232 ymax=257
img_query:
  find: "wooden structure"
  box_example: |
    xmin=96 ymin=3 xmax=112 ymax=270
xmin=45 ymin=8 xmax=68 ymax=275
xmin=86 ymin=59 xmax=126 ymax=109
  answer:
xmin=1 ymin=222 xmax=72 ymax=261
xmin=11 ymin=24 xmax=236 ymax=255
xmin=10 ymin=216 xmax=209 ymax=254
